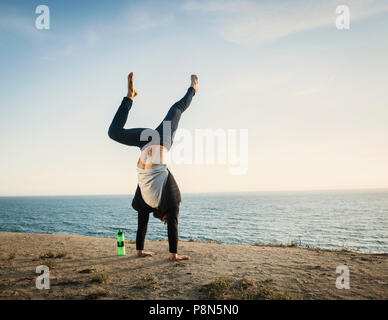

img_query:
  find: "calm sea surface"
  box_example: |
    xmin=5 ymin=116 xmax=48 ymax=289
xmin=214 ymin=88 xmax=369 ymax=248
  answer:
xmin=0 ymin=190 xmax=387 ymax=253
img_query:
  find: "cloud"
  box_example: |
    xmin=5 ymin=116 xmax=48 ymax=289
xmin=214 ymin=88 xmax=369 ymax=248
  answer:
xmin=182 ymin=0 xmax=388 ymax=44
xmin=0 ymin=9 xmax=96 ymax=60
xmin=118 ymin=2 xmax=175 ymax=32
xmin=0 ymin=1 xmax=174 ymax=60
xmin=123 ymin=10 xmax=174 ymax=31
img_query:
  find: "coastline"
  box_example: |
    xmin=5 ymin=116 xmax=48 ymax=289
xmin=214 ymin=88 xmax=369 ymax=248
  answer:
xmin=0 ymin=232 xmax=387 ymax=300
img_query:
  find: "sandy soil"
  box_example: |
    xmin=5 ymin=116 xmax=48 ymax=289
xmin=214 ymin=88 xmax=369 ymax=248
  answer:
xmin=0 ymin=232 xmax=386 ymax=300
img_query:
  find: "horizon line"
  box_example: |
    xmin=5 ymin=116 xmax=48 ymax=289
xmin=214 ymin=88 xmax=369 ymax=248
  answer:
xmin=1 ymin=187 xmax=388 ymax=197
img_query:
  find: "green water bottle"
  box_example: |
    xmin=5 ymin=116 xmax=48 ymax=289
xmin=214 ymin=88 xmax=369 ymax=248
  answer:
xmin=117 ymin=229 xmax=125 ymax=256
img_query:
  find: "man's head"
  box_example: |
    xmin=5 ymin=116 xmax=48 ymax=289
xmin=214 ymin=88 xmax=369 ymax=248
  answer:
xmin=153 ymin=210 xmax=167 ymax=224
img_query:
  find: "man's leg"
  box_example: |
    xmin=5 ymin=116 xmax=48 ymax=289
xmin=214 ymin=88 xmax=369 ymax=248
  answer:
xmin=108 ymin=97 xmax=151 ymax=148
xmin=155 ymin=75 xmax=198 ymax=149
xmin=136 ymin=211 xmax=154 ymax=257
xmin=108 ymin=72 xmax=154 ymax=149
xmin=166 ymin=205 xmax=190 ymax=261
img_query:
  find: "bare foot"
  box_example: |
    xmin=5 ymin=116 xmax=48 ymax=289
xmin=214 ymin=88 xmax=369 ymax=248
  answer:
xmin=190 ymin=74 xmax=198 ymax=92
xmin=137 ymin=250 xmax=154 ymax=257
xmin=127 ymin=72 xmax=138 ymax=99
xmin=169 ymin=253 xmax=190 ymax=261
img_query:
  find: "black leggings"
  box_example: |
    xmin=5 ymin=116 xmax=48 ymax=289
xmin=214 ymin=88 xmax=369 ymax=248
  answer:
xmin=108 ymin=87 xmax=195 ymax=150
xmin=136 ymin=206 xmax=180 ymax=254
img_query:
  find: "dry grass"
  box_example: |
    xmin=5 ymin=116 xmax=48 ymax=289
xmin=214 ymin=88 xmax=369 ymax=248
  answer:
xmin=91 ymin=273 xmax=109 ymax=284
xmin=206 ymin=239 xmax=221 ymax=244
xmin=205 ymin=277 xmax=291 ymax=300
xmin=132 ymin=274 xmax=158 ymax=289
xmin=55 ymin=250 xmax=68 ymax=258
xmin=78 ymin=267 xmax=96 ymax=274
xmin=87 ymin=288 xmax=109 ymax=299
xmin=185 ymin=238 xmax=221 ymax=244
xmin=252 ymin=241 xmax=300 ymax=248
xmin=38 ymin=250 xmax=68 ymax=259
xmin=143 ymin=274 xmax=156 ymax=282
xmin=34 ymin=250 xmax=68 ymax=270
xmin=289 ymin=241 xmax=299 ymax=247
xmin=7 ymin=252 xmax=16 ymax=260
xmin=54 ymin=279 xmax=83 ymax=286
xmin=39 ymin=251 xmax=55 ymax=259
xmin=206 ymin=277 xmax=233 ymax=299
xmin=43 ymin=260 xmax=57 ymax=269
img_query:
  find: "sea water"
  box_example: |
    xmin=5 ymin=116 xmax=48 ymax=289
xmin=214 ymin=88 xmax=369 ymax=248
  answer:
xmin=0 ymin=190 xmax=387 ymax=253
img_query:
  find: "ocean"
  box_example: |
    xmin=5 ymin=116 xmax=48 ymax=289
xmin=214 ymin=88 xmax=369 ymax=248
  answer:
xmin=0 ymin=190 xmax=387 ymax=253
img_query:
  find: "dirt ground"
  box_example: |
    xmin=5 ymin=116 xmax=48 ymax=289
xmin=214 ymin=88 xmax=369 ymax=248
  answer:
xmin=0 ymin=232 xmax=386 ymax=300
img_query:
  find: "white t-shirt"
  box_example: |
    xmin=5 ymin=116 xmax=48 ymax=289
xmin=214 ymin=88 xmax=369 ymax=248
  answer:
xmin=136 ymin=164 xmax=169 ymax=208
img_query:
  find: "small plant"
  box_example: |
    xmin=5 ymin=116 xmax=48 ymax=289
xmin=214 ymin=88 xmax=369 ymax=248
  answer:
xmin=39 ymin=251 xmax=55 ymax=259
xmin=44 ymin=260 xmax=57 ymax=269
xmin=91 ymin=273 xmax=109 ymax=284
xmin=132 ymin=274 xmax=158 ymax=289
xmin=206 ymin=239 xmax=221 ymax=244
xmin=55 ymin=250 xmax=68 ymax=258
xmin=206 ymin=277 xmax=233 ymax=299
xmin=39 ymin=250 xmax=68 ymax=259
xmin=143 ymin=274 xmax=156 ymax=282
xmin=289 ymin=241 xmax=299 ymax=247
xmin=79 ymin=267 xmax=96 ymax=274
xmin=205 ymin=277 xmax=291 ymax=300
xmin=341 ymin=241 xmax=350 ymax=252
xmin=8 ymin=252 xmax=16 ymax=260
xmin=55 ymin=279 xmax=83 ymax=286
xmin=87 ymin=288 xmax=109 ymax=299
xmin=252 ymin=241 xmax=299 ymax=248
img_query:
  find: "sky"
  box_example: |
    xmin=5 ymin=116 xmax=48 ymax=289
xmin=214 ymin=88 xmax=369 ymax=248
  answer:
xmin=0 ymin=0 xmax=387 ymax=196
